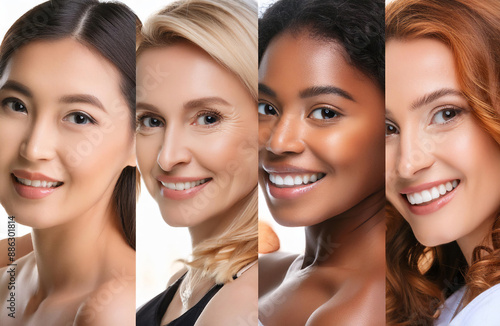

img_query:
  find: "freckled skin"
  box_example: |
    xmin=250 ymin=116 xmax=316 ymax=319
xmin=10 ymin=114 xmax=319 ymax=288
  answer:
xmin=258 ymin=31 xmax=385 ymax=326
xmin=386 ymin=38 xmax=500 ymax=261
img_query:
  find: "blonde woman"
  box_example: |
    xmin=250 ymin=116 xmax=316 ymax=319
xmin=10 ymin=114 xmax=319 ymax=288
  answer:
xmin=135 ymin=0 xmax=258 ymax=325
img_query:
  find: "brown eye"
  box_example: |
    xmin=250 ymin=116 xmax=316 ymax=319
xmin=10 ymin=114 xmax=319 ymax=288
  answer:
xmin=309 ymin=107 xmax=339 ymax=120
xmin=258 ymin=103 xmax=277 ymax=116
xmin=385 ymin=121 xmax=398 ymax=136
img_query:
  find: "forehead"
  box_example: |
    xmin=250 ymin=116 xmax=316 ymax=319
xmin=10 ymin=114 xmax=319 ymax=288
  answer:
xmin=258 ymin=30 xmax=381 ymax=102
xmin=136 ymin=43 xmax=250 ymax=110
xmin=3 ymin=38 xmax=121 ymax=101
xmin=386 ymin=38 xmax=459 ymax=107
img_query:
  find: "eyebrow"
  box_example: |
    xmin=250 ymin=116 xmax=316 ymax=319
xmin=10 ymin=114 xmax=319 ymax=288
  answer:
xmin=299 ymin=86 xmax=355 ymax=102
xmin=60 ymin=94 xmax=105 ymax=112
xmin=136 ymin=102 xmax=160 ymax=112
xmin=1 ymin=80 xmax=106 ymax=112
xmin=410 ymin=88 xmax=463 ymax=110
xmin=184 ymin=96 xmax=231 ymax=109
xmin=258 ymin=83 xmax=276 ymax=97
xmin=258 ymin=83 xmax=355 ymax=102
xmin=0 ymin=80 xmax=32 ymax=98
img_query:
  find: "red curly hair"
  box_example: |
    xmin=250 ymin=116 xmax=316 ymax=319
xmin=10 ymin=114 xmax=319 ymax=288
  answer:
xmin=386 ymin=0 xmax=500 ymax=324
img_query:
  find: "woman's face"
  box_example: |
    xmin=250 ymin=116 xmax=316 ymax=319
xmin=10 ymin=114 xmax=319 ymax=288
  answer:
xmin=136 ymin=42 xmax=257 ymax=228
xmin=0 ymin=38 xmax=134 ymax=228
xmin=258 ymin=31 xmax=385 ymax=227
xmin=386 ymin=38 xmax=500 ymax=247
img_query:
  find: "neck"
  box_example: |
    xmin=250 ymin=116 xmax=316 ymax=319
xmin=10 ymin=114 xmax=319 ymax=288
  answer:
xmin=188 ymin=189 xmax=256 ymax=247
xmin=456 ymin=213 xmax=497 ymax=265
xmin=302 ymin=188 xmax=385 ymax=268
xmin=32 ymin=199 xmax=126 ymax=296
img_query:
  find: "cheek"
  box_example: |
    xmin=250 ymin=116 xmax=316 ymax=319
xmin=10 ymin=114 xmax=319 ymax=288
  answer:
xmin=136 ymin=134 xmax=162 ymax=178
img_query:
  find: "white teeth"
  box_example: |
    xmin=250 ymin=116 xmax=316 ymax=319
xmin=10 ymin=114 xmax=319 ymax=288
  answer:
xmin=16 ymin=177 xmax=61 ymax=188
xmin=405 ymin=180 xmax=459 ymax=206
xmin=161 ymin=178 xmax=209 ymax=191
xmin=430 ymin=187 xmax=440 ymax=199
xmin=268 ymin=173 xmax=325 ymax=188
xmin=284 ymin=176 xmax=294 ymax=186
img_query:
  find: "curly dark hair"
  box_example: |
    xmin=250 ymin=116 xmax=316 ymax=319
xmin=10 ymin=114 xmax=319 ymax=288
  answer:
xmin=258 ymin=0 xmax=384 ymax=90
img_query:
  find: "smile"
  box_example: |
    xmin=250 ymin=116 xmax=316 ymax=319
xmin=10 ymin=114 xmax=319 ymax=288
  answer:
xmin=160 ymin=178 xmax=210 ymax=191
xmin=268 ymin=173 xmax=325 ymax=188
xmin=14 ymin=176 xmax=63 ymax=188
xmin=404 ymin=180 xmax=459 ymax=205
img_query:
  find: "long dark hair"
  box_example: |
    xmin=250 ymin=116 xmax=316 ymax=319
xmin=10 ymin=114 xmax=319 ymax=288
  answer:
xmin=0 ymin=0 xmax=137 ymax=249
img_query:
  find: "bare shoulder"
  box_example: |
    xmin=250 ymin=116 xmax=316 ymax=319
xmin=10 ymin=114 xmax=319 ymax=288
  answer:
xmin=74 ymin=273 xmax=136 ymax=326
xmin=259 ymin=251 xmax=299 ymax=297
xmin=196 ymin=263 xmax=258 ymax=326
xmin=166 ymin=267 xmax=188 ymax=287
xmin=306 ymin=274 xmax=385 ymax=326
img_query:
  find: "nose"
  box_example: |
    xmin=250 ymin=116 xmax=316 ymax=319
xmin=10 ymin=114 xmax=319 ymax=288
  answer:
xmin=157 ymin=125 xmax=192 ymax=171
xmin=19 ymin=117 xmax=57 ymax=161
xmin=265 ymin=115 xmax=305 ymax=155
xmin=396 ymin=129 xmax=434 ymax=178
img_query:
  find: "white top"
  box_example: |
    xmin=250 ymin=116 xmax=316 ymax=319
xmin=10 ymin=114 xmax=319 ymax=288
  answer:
xmin=434 ymin=283 xmax=500 ymax=326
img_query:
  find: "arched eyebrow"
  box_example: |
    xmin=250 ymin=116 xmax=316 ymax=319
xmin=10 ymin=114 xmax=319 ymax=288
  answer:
xmin=1 ymin=80 xmax=106 ymax=112
xmin=0 ymin=80 xmax=32 ymax=98
xmin=60 ymin=94 xmax=105 ymax=112
xmin=299 ymin=86 xmax=355 ymax=102
xmin=410 ymin=88 xmax=463 ymax=110
xmin=258 ymin=83 xmax=355 ymax=102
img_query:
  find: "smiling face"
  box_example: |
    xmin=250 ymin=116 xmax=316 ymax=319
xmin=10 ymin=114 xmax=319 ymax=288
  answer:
xmin=386 ymin=38 xmax=500 ymax=248
xmin=136 ymin=42 xmax=257 ymax=229
xmin=258 ymin=31 xmax=385 ymax=227
xmin=0 ymin=38 xmax=134 ymax=228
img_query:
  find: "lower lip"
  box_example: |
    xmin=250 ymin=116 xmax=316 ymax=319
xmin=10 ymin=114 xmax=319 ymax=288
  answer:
xmin=159 ymin=180 xmax=211 ymax=200
xmin=405 ymin=185 xmax=458 ymax=215
xmin=266 ymin=176 xmax=323 ymax=200
xmin=12 ymin=177 xmax=60 ymax=199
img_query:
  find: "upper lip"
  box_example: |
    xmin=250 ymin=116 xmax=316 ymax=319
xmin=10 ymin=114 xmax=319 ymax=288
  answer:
xmin=261 ymin=164 xmax=323 ymax=174
xmin=156 ymin=175 xmax=211 ymax=183
xmin=12 ymin=170 xmax=62 ymax=182
xmin=399 ymin=179 xmax=458 ymax=194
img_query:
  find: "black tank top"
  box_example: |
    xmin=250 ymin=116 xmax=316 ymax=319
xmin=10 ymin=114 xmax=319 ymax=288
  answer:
xmin=136 ymin=273 xmax=226 ymax=326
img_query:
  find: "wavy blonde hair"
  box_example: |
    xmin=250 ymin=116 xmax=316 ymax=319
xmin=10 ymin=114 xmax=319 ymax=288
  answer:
xmin=386 ymin=0 xmax=500 ymax=324
xmin=137 ymin=0 xmax=258 ymax=284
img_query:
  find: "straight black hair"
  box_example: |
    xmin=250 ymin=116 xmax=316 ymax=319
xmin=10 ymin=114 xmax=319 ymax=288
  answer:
xmin=0 ymin=0 xmax=137 ymax=249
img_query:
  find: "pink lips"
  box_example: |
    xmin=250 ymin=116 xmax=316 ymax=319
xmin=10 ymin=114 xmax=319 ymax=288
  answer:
xmin=11 ymin=170 xmax=63 ymax=200
xmin=400 ymin=179 xmax=459 ymax=215
xmin=262 ymin=164 xmax=325 ymax=200
xmin=157 ymin=176 xmax=212 ymax=200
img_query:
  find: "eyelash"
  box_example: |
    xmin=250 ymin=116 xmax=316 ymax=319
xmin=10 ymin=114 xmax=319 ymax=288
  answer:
xmin=385 ymin=119 xmax=399 ymax=137
xmin=2 ymin=97 xmax=27 ymax=114
xmin=308 ymin=107 xmax=341 ymax=120
xmin=136 ymin=113 xmax=164 ymax=130
xmin=2 ymin=97 xmax=97 ymax=125
xmin=258 ymin=102 xmax=278 ymax=116
xmin=193 ymin=109 xmax=223 ymax=126
xmin=430 ymin=106 xmax=463 ymax=125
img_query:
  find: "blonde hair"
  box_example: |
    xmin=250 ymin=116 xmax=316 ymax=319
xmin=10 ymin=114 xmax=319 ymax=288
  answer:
xmin=137 ymin=0 xmax=258 ymax=284
xmin=137 ymin=0 xmax=257 ymax=101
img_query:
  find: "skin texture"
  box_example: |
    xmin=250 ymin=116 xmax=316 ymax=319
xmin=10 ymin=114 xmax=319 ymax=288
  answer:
xmin=136 ymin=42 xmax=258 ymax=325
xmin=386 ymin=38 xmax=500 ymax=264
xmin=136 ymin=42 xmax=258 ymax=245
xmin=258 ymin=31 xmax=385 ymax=326
xmin=0 ymin=38 xmax=135 ymax=326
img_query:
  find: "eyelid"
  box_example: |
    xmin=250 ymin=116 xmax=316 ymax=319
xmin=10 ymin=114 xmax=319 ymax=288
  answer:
xmin=63 ymin=111 xmax=98 ymax=125
xmin=192 ymin=108 xmax=223 ymax=126
xmin=258 ymin=100 xmax=279 ymax=116
xmin=308 ymin=106 xmax=342 ymax=120
xmin=1 ymin=97 xmax=28 ymax=113
xmin=429 ymin=105 xmax=464 ymax=125
xmin=136 ymin=112 xmax=165 ymax=129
